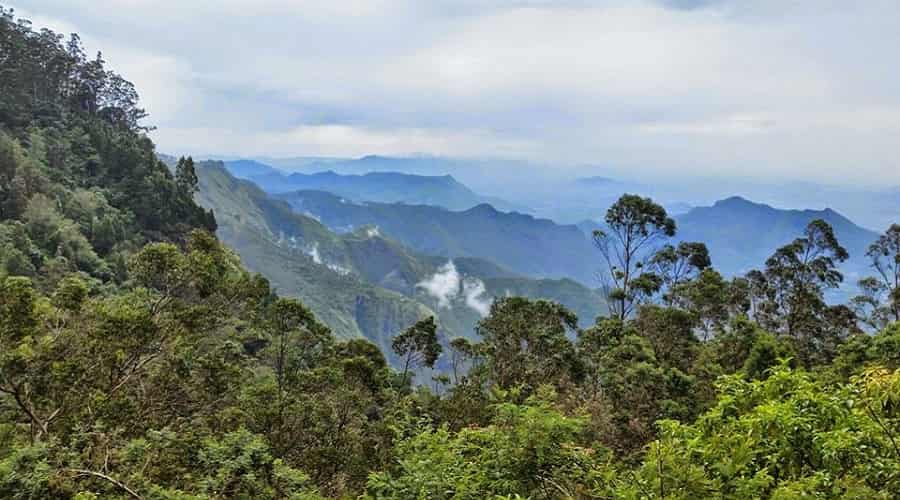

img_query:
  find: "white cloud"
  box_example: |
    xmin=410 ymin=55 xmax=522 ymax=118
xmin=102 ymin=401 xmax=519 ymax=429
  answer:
xmin=461 ymin=278 xmax=491 ymax=317
xmin=417 ymin=261 xmax=461 ymax=309
xmin=11 ymin=0 xmax=900 ymax=184
xmin=151 ymin=124 xmax=534 ymax=159
xmin=417 ymin=260 xmax=493 ymax=316
xmin=304 ymin=242 xmax=323 ymax=264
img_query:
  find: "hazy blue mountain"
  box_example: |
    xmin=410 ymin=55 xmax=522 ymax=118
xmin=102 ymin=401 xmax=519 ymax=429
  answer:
xmin=277 ymin=190 xmax=599 ymax=286
xmin=225 ymin=159 xmax=285 ymax=178
xmin=253 ymin=155 xmax=349 ymax=171
xmin=674 ymin=196 xmax=878 ymax=279
xmin=257 ymin=154 xmax=557 ymax=206
xmin=265 ymin=154 xmax=468 ymax=176
xmin=243 ymin=154 xmax=900 ymax=230
xmin=579 ymin=195 xmax=879 ymax=288
xmin=223 ymin=159 xmax=522 ymax=212
xmin=196 ymin=161 xmax=606 ymax=355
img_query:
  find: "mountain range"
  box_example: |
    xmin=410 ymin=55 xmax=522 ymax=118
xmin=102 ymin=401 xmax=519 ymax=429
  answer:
xmin=223 ymin=159 xmax=521 ymax=212
xmin=577 ymin=196 xmax=879 ymax=286
xmin=674 ymin=196 xmax=878 ymax=281
xmin=229 ymin=155 xmax=900 ymax=231
xmin=276 ymin=189 xmax=599 ymax=285
xmin=207 ymin=154 xmax=886 ymax=299
xmin=195 ymin=161 xmax=607 ymax=363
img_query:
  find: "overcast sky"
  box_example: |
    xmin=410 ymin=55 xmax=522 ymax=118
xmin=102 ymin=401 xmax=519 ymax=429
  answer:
xmin=11 ymin=0 xmax=900 ymax=185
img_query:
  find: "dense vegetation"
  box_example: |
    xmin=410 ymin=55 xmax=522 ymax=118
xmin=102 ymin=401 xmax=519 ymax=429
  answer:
xmin=2 ymin=8 xmax=900 ymax=499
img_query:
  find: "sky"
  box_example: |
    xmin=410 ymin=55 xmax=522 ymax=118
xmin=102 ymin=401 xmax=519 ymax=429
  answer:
xmin=10 ymin=0 xmax=900 ymax=185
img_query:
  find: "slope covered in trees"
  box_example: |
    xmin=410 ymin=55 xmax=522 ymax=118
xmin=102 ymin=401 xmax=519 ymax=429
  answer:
xmin=277 ymin=189 xmax=597 ymax=284
xmin=2 ymin=8 xmax=900 ymax=499
xmin=195 ymin=160 xmax=606 ymax=356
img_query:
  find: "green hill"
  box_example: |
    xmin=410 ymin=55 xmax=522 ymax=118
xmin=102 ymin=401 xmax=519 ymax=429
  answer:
xmin=196 ymin=161 xmax=606 ymax=346
xmin=195 ymin=160 xmax=433 ymax=355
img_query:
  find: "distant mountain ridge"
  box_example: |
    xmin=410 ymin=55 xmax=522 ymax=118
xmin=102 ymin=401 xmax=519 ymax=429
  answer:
xmin=578 ymin=195 xmax=879 ymax=285
xmin=276 ymin=189 xmax=599 ymax=286
xmin=223 ymin=159 xmax=522 ymax=212
xmin=675 ymin=196 xmax=877 ymax=278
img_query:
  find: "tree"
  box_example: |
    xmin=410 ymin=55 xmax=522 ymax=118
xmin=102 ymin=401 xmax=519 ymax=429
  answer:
xmin=749 ymin=219 xmax=852 ymax=365
xmin=633 ymin=305 xmax=698 ymax=373
xmin=175 ymin=155 xmax=198 ymax=194
xmin=615 ymin=365 xmax=900 ymax=499
xmin=676 ymin=269 xmax=746 ymax=340
xmin=365 ymin=394 xmax=600 ymax=500
xmin=578 ymin=317 xmax=699 ymax=454
xmin=593 ymin=194 xmax=676 ymax=320
xmin=266 ymin=297 xmax=333 ymax=394
xmin=650 ymin=241 xmax=711 ymax=305
xmin=854 ymin=224 xmax=900 ymax=329
xmin=447 ymin=336 xmax=476 ymax=384
xmin=392 ymin=316 xmax=441 ymax=382
xmin=476 ymin=297 xmax=581 ymax=392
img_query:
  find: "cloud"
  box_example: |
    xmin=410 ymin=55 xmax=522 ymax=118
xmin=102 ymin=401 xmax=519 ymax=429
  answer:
xmin=655 ymin=0 xmax=721 ymax=10
xmin=461 ymin=278 xmax=491 ymax=317
xmin=151 ymin=124 xmax=533 ymax=159
xmin=638 ymin=114 xmax=777 ymax=136
xmin=11 ymin=0 xmax=900 ymax=185
xmin=417 ymin=260 xmax=493 ymax=316
xmin=417 ymin=261 xmax=462 ymax=309
xmin=304 ymin=242 xmax=323 ymax=265
xmin=300 ymin=241 xmax=352 ymax=275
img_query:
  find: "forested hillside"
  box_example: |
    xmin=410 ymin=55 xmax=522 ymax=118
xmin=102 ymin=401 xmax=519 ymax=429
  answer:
xmin=196 ymin=161 xmax=606 ymax=358
xmin=277 ymin=189 xmax=597 ymax=284
xmin=2 ymin=8 xmax=900 ymax=500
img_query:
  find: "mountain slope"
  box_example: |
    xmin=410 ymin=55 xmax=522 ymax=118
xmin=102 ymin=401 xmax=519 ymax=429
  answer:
xmin=674 ymin=196 xmax=878 ymax=278
xmin=276 ymin=190 xmax=599 ymax=286
xmin=578 ymin=196 xmax=878 ymax=282
xmin=197 ymin=162 xmax=606 ymax=348
xmin=195 ymin=160 xmax=433 ymax=355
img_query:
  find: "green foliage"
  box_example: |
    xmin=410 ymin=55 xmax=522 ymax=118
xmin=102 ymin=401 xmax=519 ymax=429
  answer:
xmin=748 ymin=219 xmax=857 ymax=365
xmin=175 ymin=156 xmax=199 ymax=195
xmin=197 ymin=429 xmax=322 ymax=499
xmin=475 ymin=297 xmax=581 ymax=393
xmin=615 ymin=365 xmax=900 ymax=499
xmin=0 ymin=445 xmax=53 ymax=499
xmin=365 ymin=393 xmax=604 ymax=500
xmin=854 ymin=224 xmax=900 ymax=329
xmin=578 ymin=318 xmax=700 ymax=455
xmin=593 ymin=194 xmax=676 ymax=320
xmin=651 ymin=241 xmax=711 ymax=305
xmin=392 ymin=316 xmax=441 ymax=381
